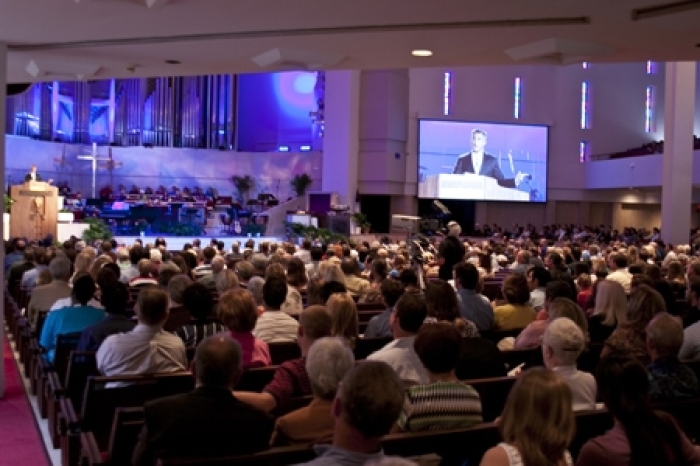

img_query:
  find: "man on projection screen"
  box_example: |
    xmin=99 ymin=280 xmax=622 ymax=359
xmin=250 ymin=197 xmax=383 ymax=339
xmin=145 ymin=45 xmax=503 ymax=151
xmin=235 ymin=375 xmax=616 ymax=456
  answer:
xmin=452 ymin=129 xmax=528 ymax=188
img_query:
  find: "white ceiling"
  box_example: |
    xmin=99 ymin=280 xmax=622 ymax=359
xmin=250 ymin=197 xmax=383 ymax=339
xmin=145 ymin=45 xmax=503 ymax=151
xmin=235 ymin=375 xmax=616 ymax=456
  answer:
xmin=3 ymin=0 xmax=700 ymax=83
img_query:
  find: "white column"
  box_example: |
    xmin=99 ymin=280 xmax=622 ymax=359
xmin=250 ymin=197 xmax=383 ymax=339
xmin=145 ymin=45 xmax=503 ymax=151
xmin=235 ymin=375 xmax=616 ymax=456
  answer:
xmin=321 ymin=71 xmax=360 ymax=206
xmin=661 ymin=62 xmax=696 ymax=246
xmin=0 ymin=42 xmax=7 ymax=398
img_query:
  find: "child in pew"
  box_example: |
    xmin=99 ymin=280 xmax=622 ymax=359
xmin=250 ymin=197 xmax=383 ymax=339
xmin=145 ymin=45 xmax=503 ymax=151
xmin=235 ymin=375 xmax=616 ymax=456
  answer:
xmin=480 ymin=368 xmax=575 ymax=466
xmin=397 ymin=323 xmax=483 ymax=432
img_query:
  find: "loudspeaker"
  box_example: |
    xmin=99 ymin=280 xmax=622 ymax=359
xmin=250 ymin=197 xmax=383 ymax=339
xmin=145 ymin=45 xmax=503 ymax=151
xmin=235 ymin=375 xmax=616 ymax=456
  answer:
xmin=7 ymin=83 xmax=32 ymax=96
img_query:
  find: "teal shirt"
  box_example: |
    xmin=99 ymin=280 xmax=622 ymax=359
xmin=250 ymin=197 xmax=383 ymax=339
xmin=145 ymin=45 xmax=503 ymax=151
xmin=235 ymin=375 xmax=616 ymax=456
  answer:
xmin=39 ymin=305 xmax=105 ymax=362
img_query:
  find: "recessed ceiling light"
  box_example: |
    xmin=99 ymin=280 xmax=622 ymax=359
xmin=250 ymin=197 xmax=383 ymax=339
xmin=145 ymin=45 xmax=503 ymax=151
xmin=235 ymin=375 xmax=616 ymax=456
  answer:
xmin=412 ymin=49 xmax=433 ymax=57
xmin=165 ymin=59 xmax=181 ymax=65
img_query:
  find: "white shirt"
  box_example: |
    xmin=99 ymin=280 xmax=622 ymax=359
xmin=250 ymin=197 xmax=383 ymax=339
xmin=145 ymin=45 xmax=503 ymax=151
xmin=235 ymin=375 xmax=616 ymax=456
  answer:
xmin=252 ymin=310 xmax=299 ymax=343
xmin=528 ymin=288 xmax=546 ymax=311
xmin=552 ymin=365 xmax=597 ymax=411
xmin=606 ymin=268 xmax=632 ymax=294
xmin=50 ymin=296 xmax=103 ymax=311
xmin=472 ymin=152 xmax=483 ymax=175
xmin=680 ymin=321 xmax=700 ymax=360
xmin=367 ymin=336 xmax=429 ymax=385
xmin=97 ymin=324 xmax=187 ymax=377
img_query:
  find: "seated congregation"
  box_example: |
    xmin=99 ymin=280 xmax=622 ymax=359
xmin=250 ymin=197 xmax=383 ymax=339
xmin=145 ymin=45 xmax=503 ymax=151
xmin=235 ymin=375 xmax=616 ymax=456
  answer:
xmin=6 ymin=231 xmax=700 ymax=465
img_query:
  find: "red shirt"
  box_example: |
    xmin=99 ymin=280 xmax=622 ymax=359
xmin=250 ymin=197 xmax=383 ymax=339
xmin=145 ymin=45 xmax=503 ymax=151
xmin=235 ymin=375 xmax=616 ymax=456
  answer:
xmin=263 ymin=357 xmax=311 ymax=407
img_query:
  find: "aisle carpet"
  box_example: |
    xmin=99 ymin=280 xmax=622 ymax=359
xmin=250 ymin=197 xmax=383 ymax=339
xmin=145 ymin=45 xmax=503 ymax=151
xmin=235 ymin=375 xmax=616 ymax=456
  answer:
xmin=0 ymin=333 xmax=49 ymax=466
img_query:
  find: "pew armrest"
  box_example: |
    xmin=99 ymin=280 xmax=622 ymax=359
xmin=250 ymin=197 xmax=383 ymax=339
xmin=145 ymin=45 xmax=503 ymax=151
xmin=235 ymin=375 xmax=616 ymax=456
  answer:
xmin=80 ymin=431 xmax=106 ymax=466
xmin=59 ymin=397 xmax=81 ymax=433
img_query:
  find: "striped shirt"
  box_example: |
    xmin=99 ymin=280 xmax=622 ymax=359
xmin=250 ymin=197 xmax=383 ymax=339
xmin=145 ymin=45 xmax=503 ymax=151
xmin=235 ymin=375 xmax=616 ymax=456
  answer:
xmin=253 ymin=310 xmax=299 ymax=343
xmin=397 ymin=380 xmax=483 ymax=432
xmin=175 ymin=320 xmax=227 ymax=347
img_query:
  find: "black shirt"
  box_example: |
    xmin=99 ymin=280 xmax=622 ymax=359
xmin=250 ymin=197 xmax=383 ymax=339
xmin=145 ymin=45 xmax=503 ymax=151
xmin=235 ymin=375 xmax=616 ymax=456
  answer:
xmin=438 ymin=236 xmax=465 ymax=281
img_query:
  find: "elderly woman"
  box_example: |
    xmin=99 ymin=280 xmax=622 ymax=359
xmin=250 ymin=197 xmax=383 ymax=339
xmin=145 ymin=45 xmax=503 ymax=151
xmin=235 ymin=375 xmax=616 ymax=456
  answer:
xmin=493 ymin=274 xmax=537 ymax=331
xmin=247 ymin=276 xmax=266 ymax=315
xmin=270 ymin=337 xmax=355 ymax=446
xmin=542 ymin=317 xmax=597 ymax=411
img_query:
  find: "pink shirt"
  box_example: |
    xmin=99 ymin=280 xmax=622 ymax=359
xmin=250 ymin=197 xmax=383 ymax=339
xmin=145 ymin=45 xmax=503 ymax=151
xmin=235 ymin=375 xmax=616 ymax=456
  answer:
xmin=577 ymin=421 xmax=700 ymax=466
xmin=230 ymin=331 xmax=272 ymax=368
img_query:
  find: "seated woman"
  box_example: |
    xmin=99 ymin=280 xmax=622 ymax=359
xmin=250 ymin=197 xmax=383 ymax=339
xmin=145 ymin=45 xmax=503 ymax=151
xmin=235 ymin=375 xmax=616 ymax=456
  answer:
xmin=424 ymin=280 xmax=479 ymax=338
xmin=577 ymin=355 xmax=700 ymax=466
xmin=602 ymin=284 xmax=666 ymax=366
xmin=270 ymin=337 xmax=354 ymax=446
xmin=174 ymin=283 xmax=226 ymax=347
xmin=514 ymin=297 xmax=588 ymax=350
xmin=398 ymin=323 xmax=483 ymax=432
xmin=493 ymin=274 xmax=537 ymax=331
xmin=287 ymin=257 xmax=309 ymax=293
xmin=588 ymin=280 xmax=627 ymax=344
xmin=480 ymin=368 xmax=575 ymax=466
xmin=542 ymin=317 xmax=597 ymax=411
xmin=326 ymin=293 xmax=359 ymax=348
xmin=217 ymin=288 xmax=271 ymax=368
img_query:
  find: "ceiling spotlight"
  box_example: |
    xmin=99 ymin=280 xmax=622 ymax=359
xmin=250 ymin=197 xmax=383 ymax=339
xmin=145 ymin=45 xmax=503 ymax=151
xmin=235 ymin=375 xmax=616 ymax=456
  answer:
xmin=412 ymin=49 xmax=433 ymax=57
xmin=165 ymin=59 xmax=181 ymax=65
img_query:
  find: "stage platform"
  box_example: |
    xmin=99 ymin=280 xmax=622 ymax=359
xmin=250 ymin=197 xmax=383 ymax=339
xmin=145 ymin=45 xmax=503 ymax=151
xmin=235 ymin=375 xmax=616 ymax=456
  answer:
xmin=113 ymin=235 xmax=285 ymax=251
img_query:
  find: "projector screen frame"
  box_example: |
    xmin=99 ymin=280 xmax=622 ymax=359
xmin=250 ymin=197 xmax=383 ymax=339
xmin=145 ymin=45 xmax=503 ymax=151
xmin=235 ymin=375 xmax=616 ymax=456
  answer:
xmin=417 ymin=118 xmax=550 ymax=204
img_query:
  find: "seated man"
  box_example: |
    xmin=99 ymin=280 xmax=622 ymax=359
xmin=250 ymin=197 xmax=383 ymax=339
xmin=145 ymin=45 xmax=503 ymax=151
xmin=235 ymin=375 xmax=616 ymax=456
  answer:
xmin=39 ymin=275 xmax=105 ymax=362
xmin=364 ymin=279 xmax=404 ymax=339
xmin=296 ymin=361 xmax=406 ymax=465
xmin=77 ymin=280 xmax=135 ymax=352
xmin=454 ymin=262 xmax=494 ymax=332
xmin=97 ymin=286 xmax=187 ymax=376
xmin=398 ymin=323 xmax=483 ymax=431
xmin=367 ymin=293 xmax=429 ymax=385
xmin=252 ymin=276 xmax=300 ymax=343
xmin=542 ymin=317 xmax=597 ymax=411
xmin=235 ymin=305 xmax=331 ymax=413
xmin=129 ymin=259 xmax=158 ymax=287
xmin=27 ymin=256 xmax=73 ymax=328
xmin=271 ymin=337 xmax=355 ymax=446
xmin=132 ymin=335 xmax=274 ymax=465
xmin=647 ymin=312 xmax=700 ymax=401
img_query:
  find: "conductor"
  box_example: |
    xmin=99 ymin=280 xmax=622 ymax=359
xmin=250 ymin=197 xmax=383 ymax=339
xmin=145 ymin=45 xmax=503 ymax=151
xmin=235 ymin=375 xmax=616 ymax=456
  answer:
xmin=452 ymin=129 xmax=528 ymax=188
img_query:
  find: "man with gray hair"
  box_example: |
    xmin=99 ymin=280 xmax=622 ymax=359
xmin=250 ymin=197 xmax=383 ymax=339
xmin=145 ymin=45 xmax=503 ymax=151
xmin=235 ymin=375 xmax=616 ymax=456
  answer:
xmin=251 ymin=253 xmax=269 ymax=277
xmin=295 ymin=361 xmax=406 ymax=465
xmin=215 ymin=269 xmax=239 ymax=294
xmin=132 ymin=334 xmax=274 ymax=465
xmin=542 ymin=317 xmax=596 ymax=411
xmin=246 ymin=276 xmax=265 ymax=312
xmin=648 ymin=312 xmax=700 ymax=401
xmin=271 ymin=337 xmax=355 ymax=446
xmin=198 ymin=255 xmax=225 ymax=288
xmin=27 ymin=256 xmax=73 ymax=328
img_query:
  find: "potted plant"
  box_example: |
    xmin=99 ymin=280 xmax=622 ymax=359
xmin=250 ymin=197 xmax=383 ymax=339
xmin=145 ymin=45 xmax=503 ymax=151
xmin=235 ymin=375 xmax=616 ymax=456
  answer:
xmin=290 ymin=173 xmax=313 ymax=197
xmin=231 ymin=175 xmax=255 ymax=203
xmin=82 ymin=217 xmax=113 ymax=243
xmin=351 ymin=212 xmax=371 ymax=234
xmin=4 ymin=194 xmax=14 ymax=213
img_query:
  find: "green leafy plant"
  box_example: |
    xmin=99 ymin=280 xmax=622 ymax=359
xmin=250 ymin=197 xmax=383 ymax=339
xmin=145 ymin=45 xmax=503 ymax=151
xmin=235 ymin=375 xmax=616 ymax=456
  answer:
xmin=351 ymin=212 xmax=371 ymax=232
xmin=284 ymin=222 xmax=348 ymax=244
xmin=82 ymin=217 xmax=113 ymax=243
xmin=231 ymin=175 xmax=255 ymax=201
xmin=245 ymin=222 xmax=266 ymax=236
xmin=290 ymin=173 xmax=313 ymax=197
xmin=4 ymin=194 xmax=14 ymax=213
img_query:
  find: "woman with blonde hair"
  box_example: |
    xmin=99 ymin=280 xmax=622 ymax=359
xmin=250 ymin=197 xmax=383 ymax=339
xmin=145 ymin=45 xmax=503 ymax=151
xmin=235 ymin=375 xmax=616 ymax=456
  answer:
xmin=217 ymin=288 xmax=271 ymax=368
xmin=588 ymin=280 xmax=627 ymax=344
xmin=602 ymin=284 xmax=666 ymax=366
xmin=513 ymin=297 xmax=588 ymax=350
xmin=326 ymin=293 xmax=359 ymax=348
xmin=70 ymin=252 xmax=93 ymax=286
xmin=480 ymin=368 xmax=575 ymax=466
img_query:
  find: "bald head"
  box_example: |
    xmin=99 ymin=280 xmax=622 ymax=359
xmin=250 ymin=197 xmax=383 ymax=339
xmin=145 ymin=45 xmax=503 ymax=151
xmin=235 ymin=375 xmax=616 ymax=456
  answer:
xmin=195 ymin=334 xmax=242 ymax=389
xmin=299 ymin=305 xmax=332 ymax=341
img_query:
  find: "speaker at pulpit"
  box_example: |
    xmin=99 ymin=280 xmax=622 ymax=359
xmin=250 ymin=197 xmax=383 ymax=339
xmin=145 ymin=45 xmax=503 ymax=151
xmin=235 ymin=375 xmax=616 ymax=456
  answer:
xmin=10 ymin=181 xmax=58 ymax=240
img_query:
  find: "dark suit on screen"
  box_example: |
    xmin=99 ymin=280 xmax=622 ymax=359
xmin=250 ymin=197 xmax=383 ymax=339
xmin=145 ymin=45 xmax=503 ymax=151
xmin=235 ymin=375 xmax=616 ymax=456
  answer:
xmin=452 ymin=153 xmax=516 ymax=188
xmin=132 ymin=386 xmax=274 ymax=465
xmin=24 ymin=172 xmax=43 ymax=182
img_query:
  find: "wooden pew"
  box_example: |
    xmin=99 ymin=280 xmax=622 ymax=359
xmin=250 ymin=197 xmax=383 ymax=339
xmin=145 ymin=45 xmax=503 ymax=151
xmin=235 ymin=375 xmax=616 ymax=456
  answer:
xmin=37 ymin=332 xmax=82 ymax=421
xmin=268 ymin=342 xmax=301 ymax=365
xmin=60 ymin=372 xmax=195 ymax=466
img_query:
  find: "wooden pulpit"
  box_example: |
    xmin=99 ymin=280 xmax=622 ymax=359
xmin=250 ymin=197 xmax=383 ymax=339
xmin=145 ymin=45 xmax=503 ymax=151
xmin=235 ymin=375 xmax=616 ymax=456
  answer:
xmin=10 ymin=181 xmax=58 ymax=240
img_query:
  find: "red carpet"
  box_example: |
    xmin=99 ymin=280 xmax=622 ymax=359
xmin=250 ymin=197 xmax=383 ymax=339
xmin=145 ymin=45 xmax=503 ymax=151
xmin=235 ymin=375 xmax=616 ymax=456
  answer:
xmin=0 ymin=333 xmax=50 ymax=466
